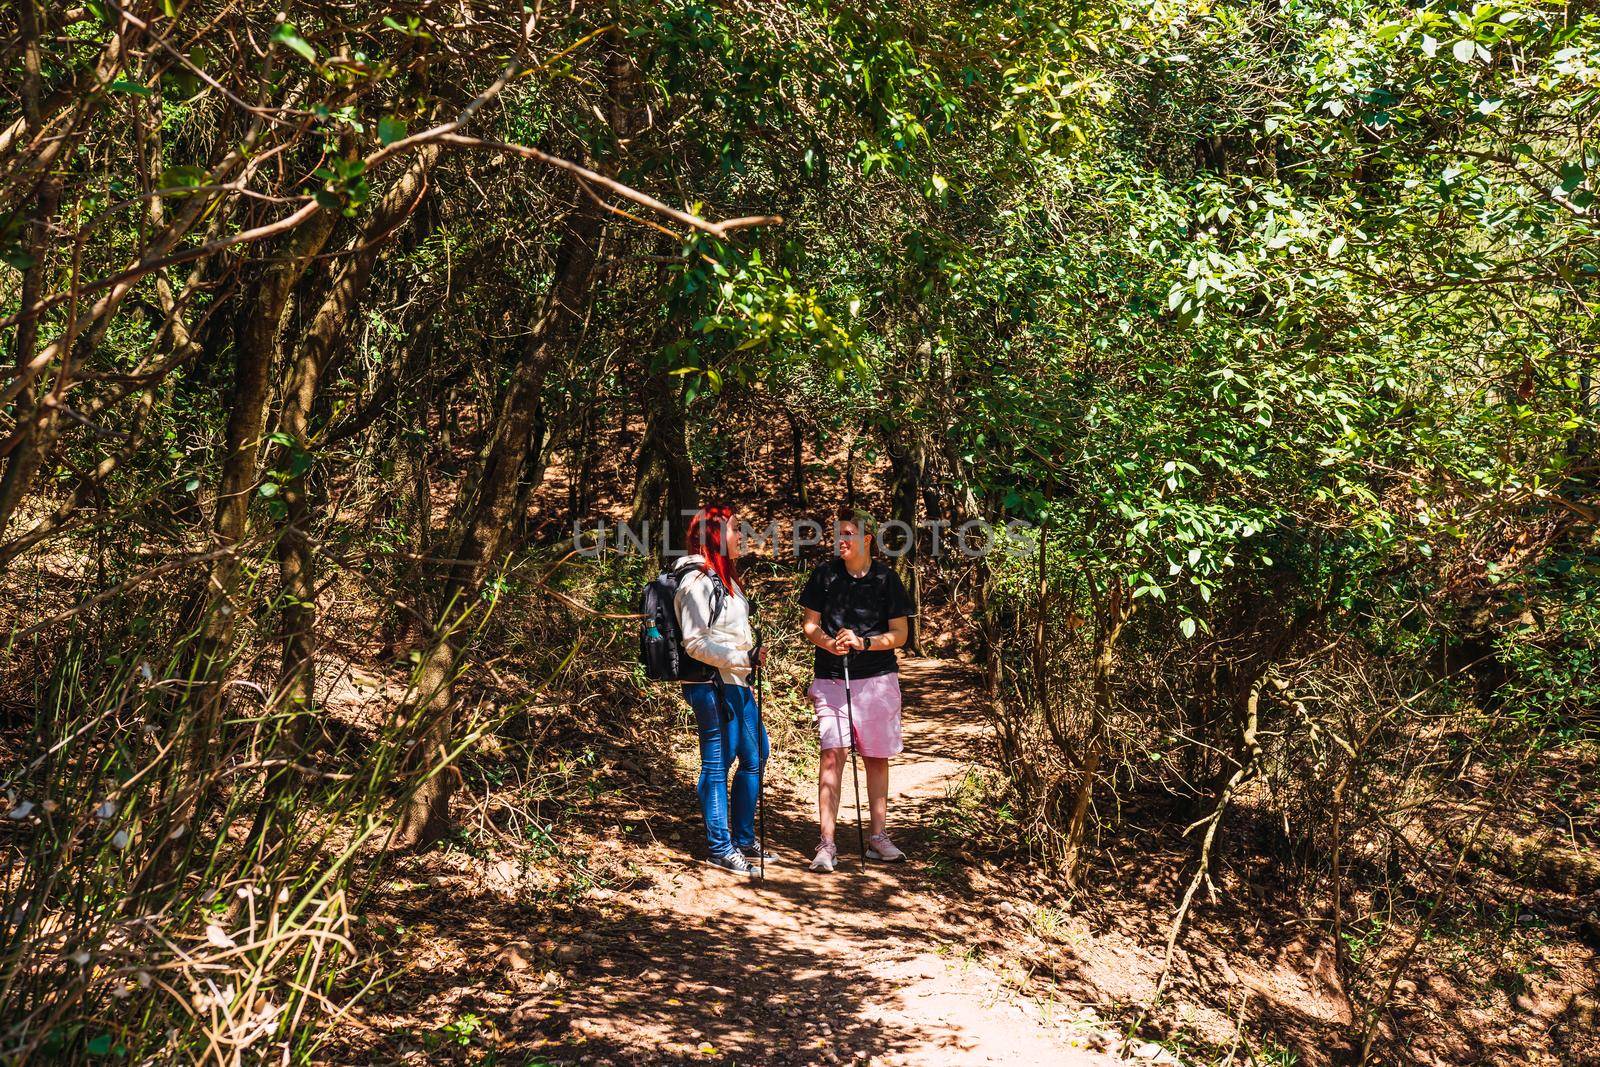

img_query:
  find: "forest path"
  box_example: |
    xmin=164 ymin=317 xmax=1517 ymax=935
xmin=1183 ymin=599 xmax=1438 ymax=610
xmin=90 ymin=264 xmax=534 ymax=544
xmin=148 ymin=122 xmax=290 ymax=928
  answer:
xmin=541 ymin=656 xmax=1136 ymax=1066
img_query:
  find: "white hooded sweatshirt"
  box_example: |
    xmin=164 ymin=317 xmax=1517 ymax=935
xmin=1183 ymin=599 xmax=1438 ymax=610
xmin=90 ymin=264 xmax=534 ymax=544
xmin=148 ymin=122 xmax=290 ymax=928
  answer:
xmin=673 ymin=553 xmax=754 ymax=688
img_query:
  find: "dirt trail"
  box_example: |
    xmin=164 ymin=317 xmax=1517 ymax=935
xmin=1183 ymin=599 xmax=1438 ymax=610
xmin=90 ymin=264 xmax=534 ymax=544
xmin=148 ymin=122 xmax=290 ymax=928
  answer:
xmin=540 ymin=657 xmax=1138 ymax=1066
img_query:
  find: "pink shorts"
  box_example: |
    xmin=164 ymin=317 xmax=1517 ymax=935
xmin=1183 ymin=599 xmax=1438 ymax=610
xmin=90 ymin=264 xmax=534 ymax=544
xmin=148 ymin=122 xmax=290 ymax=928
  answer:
xmin=809 ymin=674 xmax=903 ymax=758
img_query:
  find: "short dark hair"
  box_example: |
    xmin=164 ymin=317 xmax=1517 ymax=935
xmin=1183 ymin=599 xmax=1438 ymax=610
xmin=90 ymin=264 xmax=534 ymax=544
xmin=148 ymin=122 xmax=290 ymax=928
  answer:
xmin=835 ymin=508 xmax=877 ymax=555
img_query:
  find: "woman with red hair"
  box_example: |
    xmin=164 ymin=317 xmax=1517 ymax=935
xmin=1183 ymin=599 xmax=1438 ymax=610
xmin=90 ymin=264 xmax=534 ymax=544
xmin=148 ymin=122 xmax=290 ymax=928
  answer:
xmin=675 ymin=505 xmax=769 ymax=877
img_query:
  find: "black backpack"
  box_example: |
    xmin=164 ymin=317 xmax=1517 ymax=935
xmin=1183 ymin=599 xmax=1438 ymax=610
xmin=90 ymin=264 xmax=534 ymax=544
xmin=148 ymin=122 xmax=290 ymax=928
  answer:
xmin=638 ymin=560 xmax=725 ymax=682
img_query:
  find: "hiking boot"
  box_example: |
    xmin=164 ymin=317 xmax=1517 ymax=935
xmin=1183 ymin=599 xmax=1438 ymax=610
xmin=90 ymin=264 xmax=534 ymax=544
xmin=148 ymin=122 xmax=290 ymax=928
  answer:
xmin=809 ymin=840 xmax=838 ymax=874
xmin=866 ymin=833 xmax=905 ymax=863
xmin=710 ymin=851 xmax=760 ymax=877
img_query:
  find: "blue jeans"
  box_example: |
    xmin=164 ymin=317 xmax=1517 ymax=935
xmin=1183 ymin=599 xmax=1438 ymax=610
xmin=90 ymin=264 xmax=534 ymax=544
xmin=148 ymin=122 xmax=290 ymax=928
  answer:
xmin=683 ymin=682 xmax=769 ymax=857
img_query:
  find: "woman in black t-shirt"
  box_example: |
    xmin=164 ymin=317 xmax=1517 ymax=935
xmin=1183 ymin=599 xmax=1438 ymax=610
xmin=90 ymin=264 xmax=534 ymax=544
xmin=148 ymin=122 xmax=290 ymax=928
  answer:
xmin=798 ymin=510 xmax=914 ymax=873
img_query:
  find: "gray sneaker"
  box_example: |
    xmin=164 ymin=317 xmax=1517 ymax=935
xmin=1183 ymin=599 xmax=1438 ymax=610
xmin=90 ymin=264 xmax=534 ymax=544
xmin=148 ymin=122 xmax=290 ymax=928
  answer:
xmin=711 ymin=851 xmax=759 ymax=877
xmin=809 ymin=840 xmax=838 ymax=874
xmin=866 ymin=833 xmax=905 ymax=862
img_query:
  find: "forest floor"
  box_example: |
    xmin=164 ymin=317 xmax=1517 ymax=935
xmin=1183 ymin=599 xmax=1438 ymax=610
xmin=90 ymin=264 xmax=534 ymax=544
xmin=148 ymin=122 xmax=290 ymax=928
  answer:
xmin=329 ymin=655 xmax=1190 ymax=1066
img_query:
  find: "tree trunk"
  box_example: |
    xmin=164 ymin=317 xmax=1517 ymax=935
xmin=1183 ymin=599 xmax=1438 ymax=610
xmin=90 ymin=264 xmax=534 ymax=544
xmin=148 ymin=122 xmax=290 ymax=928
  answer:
xmin=376 ymin=349 xmax=437 ymax=662
xmin=392 ymin=197 xmax=605 ymax=849
xmin=275 ymin=147 xmax=438 ymax=720
xmin=391 ymin=631 xmax=458 ymax=849
xmin=182 ymin=212 xmax=339 ymax=809
xmin=511 ymin=392 xmax=554 ymax=542
xmin=786 ymin=409 xmax=809 ymax=506
xmin=845 ymin=439 xmax=857 ymax=508
xmin=0 ymin=187 xmax=60 ymax=545
xmin=885 ymin=430 xmax=924 ymax=652
xmin=0 ymin=0 xmax=60 ymax=543
xmin=973 ymin=553 xmax=1006 ymax=699
xmin=1061 ymin=578 xmax=1130 ymax=883
xmin=241 ymin=148 xmax=440 ymax=859
xmin=629 ymin=367 xmax=697 ymax=552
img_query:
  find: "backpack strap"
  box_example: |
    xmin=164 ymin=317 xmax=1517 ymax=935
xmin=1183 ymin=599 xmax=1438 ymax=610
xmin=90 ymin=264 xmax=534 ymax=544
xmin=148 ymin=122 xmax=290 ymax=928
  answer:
xmin=672 ymin=558 xmax=726 ymax=625
xmin=672 ymin=559 xmax=731 ymax=708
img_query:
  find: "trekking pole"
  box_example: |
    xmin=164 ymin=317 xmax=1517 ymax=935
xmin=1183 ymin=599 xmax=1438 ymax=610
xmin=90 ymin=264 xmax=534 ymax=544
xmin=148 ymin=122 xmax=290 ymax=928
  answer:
xmin=843 ymin=652 xmax=867 ymax=868
xmin=754 ymin=632 xmax=766 ymax=880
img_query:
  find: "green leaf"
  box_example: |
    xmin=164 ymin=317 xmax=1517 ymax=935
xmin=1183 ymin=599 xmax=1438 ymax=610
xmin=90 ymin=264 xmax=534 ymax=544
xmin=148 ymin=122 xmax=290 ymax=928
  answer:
xmin=1451 ymin=39 xmax=1476 ymax=63
xmin=258 ymin=482 xmax=279 ymax=498
xmin=1179 ymin=618 xmax=1197 ymax=639
xmin=378 ymin=116 xmax=408 ymax=146
xmin=271 ymin=23 xmax=316 ymax=63
xmin=85 ymin=1033 xmax=112 ymax=1056
xmin=158 ymin=165 xmax=209 ymax=189
xmin=382 ymin=15 xmax=432 ymax=39
xmin=109 ymin=79 xmax=152 ymax=96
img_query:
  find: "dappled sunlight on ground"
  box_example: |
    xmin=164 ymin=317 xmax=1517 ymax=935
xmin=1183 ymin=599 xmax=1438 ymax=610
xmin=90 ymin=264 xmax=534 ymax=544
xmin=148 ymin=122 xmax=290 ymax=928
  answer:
xmin=332 ymin=656 xmax=1142 ymax=1065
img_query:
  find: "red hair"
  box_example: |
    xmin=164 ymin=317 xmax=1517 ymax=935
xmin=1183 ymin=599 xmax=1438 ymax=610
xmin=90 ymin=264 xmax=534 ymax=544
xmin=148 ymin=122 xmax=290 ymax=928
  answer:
xmin=686 ymin=505 xmax=739 ymax=593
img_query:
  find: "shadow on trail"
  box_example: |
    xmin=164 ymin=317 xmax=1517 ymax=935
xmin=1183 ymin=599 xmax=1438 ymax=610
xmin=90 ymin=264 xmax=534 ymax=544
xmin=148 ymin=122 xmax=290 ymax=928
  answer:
xmin=527 ymin=656 xmax=1016 ymax=1066
xmin=340 ymin=656 xmax=1085 ymax=1065
xmin=355 ymin=846 xmax=935 ymax=1064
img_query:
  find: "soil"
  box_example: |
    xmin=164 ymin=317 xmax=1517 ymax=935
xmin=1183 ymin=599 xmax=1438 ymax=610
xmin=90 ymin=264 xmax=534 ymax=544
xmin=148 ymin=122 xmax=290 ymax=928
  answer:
xmin=334 ymin=656 xmax=1168 ymax=1066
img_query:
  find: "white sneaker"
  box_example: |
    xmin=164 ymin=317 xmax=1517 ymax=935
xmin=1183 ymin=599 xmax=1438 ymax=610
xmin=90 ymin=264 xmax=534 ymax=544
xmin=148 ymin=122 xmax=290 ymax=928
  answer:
xmin=866 ymin=833 xmax=905 ymax=862
xmin=809 ymin=840 xmax=837 ymax=873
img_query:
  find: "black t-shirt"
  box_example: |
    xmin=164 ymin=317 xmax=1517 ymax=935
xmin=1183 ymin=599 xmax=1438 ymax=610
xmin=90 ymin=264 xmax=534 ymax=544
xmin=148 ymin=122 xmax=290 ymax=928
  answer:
xmin=798 ymin=558 xmax=914 ymax=679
